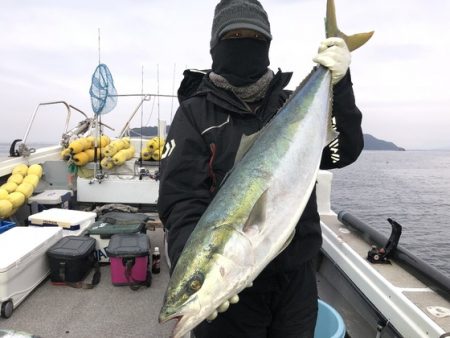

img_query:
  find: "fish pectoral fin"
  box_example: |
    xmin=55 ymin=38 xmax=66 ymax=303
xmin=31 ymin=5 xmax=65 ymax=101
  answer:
xmin=278 ymin=230 xmax=296 ymax=255
xmin=243 ymin=189 xmax=268 ymax=235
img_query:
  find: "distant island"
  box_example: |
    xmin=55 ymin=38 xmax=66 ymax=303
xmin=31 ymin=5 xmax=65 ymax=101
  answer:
xmin=364 ymin=134 xmax=405 ymax=151
xmin=130 ymin=126 xmax=159 ymax=137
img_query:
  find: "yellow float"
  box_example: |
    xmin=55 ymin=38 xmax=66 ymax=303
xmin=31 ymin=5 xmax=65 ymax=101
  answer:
xmin=1 ymin=182 xmax=17 ymax=193
xmin=7 ymin=174 xmax=24 ymax=185
xmin=23 ymin=174 xmax=40 ymax=189
xmin=0 ymin=189 xmax=9 ymax=200
xmin=8 ymin=191 xmax=25 ymax=209
xmin=16 ymin=182 xmax=34 ymax=199
xmin=0 ymin=200 xmax=13 ymax=218
xmin=28 ymin=164 xmax=43 ymax=178
xmin=12 ymin=164 xmax=28 ymax=177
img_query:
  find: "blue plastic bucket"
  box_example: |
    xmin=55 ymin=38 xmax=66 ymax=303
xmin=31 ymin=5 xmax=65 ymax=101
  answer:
xmin=314 ymin=299 xmax=346 ymax=338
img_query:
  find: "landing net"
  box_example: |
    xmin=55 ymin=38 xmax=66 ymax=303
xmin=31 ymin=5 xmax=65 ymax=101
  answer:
xmin=89 ymin=63 xmax=117 ymax=115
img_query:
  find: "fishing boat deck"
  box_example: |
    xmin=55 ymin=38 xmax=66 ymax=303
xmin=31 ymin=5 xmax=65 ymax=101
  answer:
xmin=1 ymin=228 xmax=176 ymax=338
xmin=319 ymin=213 xmax=450 ymax=335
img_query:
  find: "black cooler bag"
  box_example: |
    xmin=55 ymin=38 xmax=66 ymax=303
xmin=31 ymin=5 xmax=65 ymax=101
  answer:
xmin=47 ymin=236 xmax=100 ymax=288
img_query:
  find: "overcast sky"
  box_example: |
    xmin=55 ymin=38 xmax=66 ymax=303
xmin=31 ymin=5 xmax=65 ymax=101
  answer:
xmin=1 ymin=0 xmax=449 ymax=150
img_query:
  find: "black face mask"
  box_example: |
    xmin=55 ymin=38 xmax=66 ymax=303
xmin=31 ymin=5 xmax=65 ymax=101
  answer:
xmin=211 ymin=38 xmax=270 ymax=87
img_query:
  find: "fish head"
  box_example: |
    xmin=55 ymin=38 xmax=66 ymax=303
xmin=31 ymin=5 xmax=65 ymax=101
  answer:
xmin=159 ymin=225 xmax=252 ymax=337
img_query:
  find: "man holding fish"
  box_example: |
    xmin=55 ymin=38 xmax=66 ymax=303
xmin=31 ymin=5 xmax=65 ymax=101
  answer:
xmin=158 ymin=0 xmax=367 ymax=337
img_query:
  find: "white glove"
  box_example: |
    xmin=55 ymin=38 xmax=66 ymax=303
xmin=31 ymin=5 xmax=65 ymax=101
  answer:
xmin=313 ymin=37 xmax=351 ymax=85
xmin=206 ymin=295 xmax=240 ymax=322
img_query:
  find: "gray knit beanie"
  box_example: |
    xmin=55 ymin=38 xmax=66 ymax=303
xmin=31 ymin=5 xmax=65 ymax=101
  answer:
xmin=210 ymin=0 xmax=272 ymax=49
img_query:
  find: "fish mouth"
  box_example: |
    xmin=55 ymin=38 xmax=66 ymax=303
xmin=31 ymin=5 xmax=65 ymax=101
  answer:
xmin=159 ymin=313 xmax=194 ymax=338
xmin=158 ymin=310 xmax=182 ymax=324
xmin=159 ymin=297 xmax=203 ymax=338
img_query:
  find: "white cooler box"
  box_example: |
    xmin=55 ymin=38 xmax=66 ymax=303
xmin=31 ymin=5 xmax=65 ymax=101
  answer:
xmin=0 ymin=227 xmax=63 ymax=318
xmin=28 ymin=208 xmax=97 ymax=236
xmin=28 ymin=189 xmax=73 ymax=214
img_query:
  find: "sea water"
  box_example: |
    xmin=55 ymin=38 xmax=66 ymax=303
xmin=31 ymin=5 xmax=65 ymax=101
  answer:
xmin=330 ymin=150 xmax=450 ymax=278
xmin=0 ymin=143 xmax=10 ymax=156
xmin=1 ymin=145 xmax=449 ymax=277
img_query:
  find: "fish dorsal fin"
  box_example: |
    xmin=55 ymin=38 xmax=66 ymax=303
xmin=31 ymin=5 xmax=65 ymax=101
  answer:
xmin=234 ymin=131 xmax=261 ymax=165
xmin=243 ymin=189 xmax=268 ymax=235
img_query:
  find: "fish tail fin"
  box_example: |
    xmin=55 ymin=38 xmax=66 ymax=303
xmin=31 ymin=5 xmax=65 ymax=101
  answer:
xmin=325 ymin=0 xmax=374 ymax=51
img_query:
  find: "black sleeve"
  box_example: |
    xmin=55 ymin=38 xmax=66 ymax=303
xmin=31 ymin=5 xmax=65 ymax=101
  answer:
xmin=157 ymin=103 xmax=212 ymax=268
xmin=320 ymin=70 xmax=364 ymax=169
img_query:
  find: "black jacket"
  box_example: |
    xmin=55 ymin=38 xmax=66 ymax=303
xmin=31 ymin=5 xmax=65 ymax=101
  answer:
xmin=158 ymin=68 xmax=363 ymax=273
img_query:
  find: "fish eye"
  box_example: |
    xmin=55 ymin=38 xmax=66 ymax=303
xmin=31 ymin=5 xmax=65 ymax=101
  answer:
xmin=190 ymin=279 xmax=201 ymax=291
xmin=186 ymin=273 xmax=204 ymax=294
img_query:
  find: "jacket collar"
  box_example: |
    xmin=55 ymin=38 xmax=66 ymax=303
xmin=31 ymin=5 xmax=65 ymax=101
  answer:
xmin=178 ymin=69 xmax=292 ymax=115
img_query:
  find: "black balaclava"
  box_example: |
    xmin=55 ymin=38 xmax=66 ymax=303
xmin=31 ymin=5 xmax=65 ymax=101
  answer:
xmin=210 ymin=0 xmax=272 ymax=87
xmin=211 ymin=38 xmax=270 ymax=87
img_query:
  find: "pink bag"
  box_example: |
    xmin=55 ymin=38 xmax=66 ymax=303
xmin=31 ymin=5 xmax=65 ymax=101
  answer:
xmin=106 ymin=234 xmax=151 ymax=290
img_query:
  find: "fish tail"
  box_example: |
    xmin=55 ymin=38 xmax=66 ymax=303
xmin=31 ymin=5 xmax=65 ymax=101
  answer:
xmin=325 ymin=0 xmax=374 ymax=51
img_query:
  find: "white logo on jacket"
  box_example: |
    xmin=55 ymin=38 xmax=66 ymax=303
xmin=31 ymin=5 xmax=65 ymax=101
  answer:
xmin=161 ymin=139 xmax=176 ymax=159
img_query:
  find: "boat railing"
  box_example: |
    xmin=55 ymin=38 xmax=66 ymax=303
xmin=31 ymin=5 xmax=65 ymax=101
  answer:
xmin=16 ymin=101 xmax=90 ymax=157
xmin=22 ymin=101 xmax=88 ymax=144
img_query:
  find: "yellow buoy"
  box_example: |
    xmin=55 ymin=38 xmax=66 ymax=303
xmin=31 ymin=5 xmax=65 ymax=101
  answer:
xmin=104 ymin=144 xmax=118 ymax=157
xmin=100 ymin=135 xmax=111 ymax=147
xmin=23 ymin=174 xmax=40 ymax=189
xmin=112 ymin=150 xmax=127 ymax=166
xmin=100 ymin=157 xmax=114 ymax=170
xmin=0 ymin=189 xmax=9 ymax=200
xmin=151 ymin=147 xmax=163 ymax=161
xmin=68 ymin=138 xmax=86 ymax=154
xmin=141 ymin=146 xmax=153 ymax=160
xmin=0 ymin=199 xmax=13 ymax=218
xmin=12 ymin=164 xmax=28 ymax=177
xmin=85 ymin=149 xmax=94 ymax=162
xmin=28 ymin=164 xmax=43 ymax=178
xmin=150 ymin=136 xmax=165 ymax=150
xmin=100 ymin=147 xmax=108 ymax=158
xmin=16 ymin=182 xmax=34 ymax=198
xmin=73 ymin=152 xmax=90 ymax=166
xmin=1 ymin=182 xmax=17 ymax=193
xmin=85 ymin=148 xmax=101 ymax=162
xmin=126 ymin=146 xmax=135 ymax=160
xmin=89 ymin=135 xmax=111 ymax=148
xmin=122 ymin=137 xmax=131 ymax=148
xmin=8 ymin=174 xmax=24 ymax=185
xmin=61 ymin=148 xmax=71 ymax=160
xmin=113 ymin=139 xmax=126 ymax=151
xmin=147 ymin=138 xmax=158 ymax=151
xmin=8 ymin=191 xmax=26 ymax=208
xmin=81 ymin=137 xmax=92 ymax=150
xmin=86 ymin=136 xmax=95 ymax=148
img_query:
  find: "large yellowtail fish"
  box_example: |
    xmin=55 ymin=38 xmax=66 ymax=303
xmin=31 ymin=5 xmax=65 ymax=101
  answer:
xmin=159 ymin=1 xmax=373 ymax=337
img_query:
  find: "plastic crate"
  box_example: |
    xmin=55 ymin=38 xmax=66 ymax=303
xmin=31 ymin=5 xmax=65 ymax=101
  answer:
xmin=0 ymin=220 xmax=16 ymax=234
